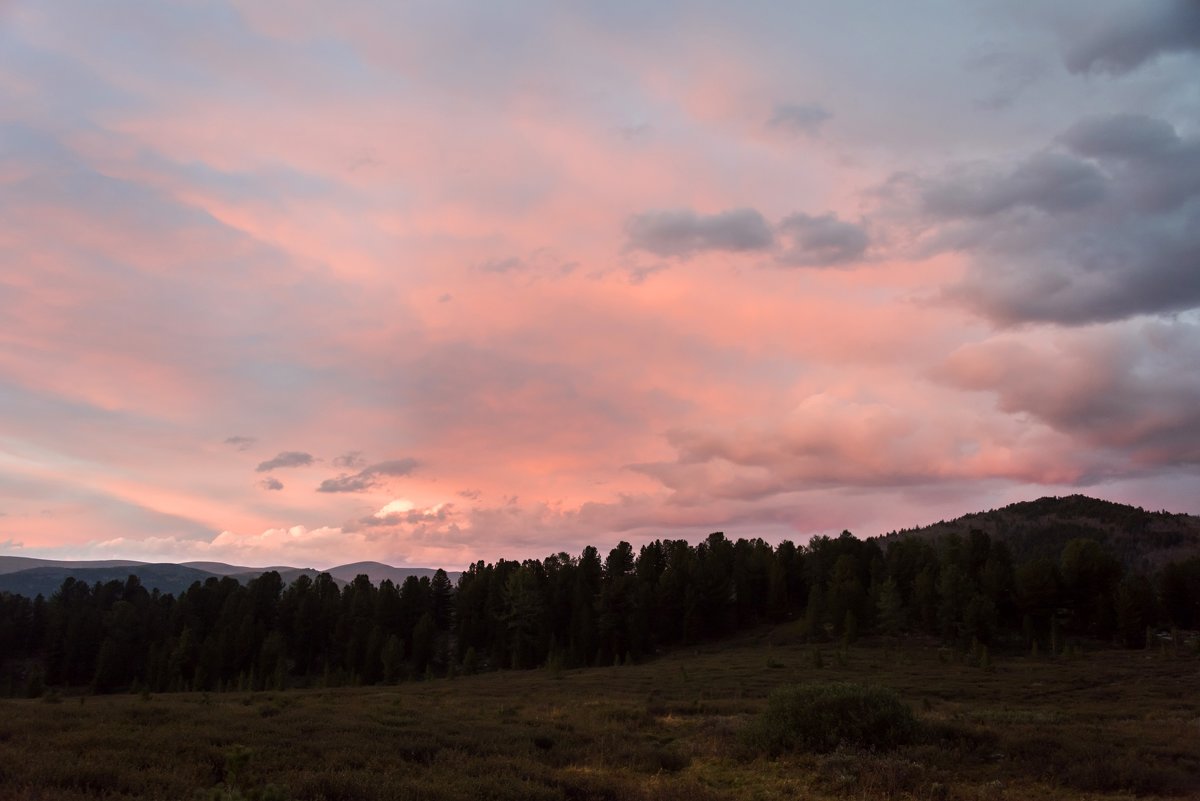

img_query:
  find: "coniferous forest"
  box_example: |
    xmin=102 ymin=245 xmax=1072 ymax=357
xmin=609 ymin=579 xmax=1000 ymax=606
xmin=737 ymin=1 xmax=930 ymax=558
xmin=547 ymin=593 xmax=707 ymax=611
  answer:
xmin=3 ymin=522 xmax=1199 ymax=697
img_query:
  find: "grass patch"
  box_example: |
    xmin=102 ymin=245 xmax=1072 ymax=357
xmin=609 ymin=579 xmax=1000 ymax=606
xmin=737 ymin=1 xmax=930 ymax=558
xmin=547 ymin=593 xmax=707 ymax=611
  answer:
xmin=0 ymin=634 xmax=1196 ymax=799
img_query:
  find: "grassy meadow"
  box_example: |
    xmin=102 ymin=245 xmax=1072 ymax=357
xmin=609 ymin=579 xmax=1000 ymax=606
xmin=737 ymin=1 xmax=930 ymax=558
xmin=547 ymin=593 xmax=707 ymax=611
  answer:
xmin=1 ymin=630 xmax=1197 ymax=801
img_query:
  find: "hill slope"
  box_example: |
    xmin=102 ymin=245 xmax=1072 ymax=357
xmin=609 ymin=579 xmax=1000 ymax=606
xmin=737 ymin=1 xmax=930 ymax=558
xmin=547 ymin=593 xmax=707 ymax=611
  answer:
xmin=0 ymin=556 xmax=145 ymax=575
xmin=882 ymin=494 xmax=1200 ymax=570
xmin=0 ymin=564 xmax=219 ymax=598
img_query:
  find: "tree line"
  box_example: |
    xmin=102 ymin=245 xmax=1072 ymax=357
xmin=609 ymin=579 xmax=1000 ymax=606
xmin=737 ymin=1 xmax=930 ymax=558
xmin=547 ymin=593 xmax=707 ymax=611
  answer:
xmin=1 ymin=529 xmax=1198 ymax=695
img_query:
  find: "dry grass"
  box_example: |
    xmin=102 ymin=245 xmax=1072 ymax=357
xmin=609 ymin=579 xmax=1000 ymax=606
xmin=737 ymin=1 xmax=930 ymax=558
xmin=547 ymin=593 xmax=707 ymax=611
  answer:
xmin=0 ymin=632 xmax=1197 ymax=800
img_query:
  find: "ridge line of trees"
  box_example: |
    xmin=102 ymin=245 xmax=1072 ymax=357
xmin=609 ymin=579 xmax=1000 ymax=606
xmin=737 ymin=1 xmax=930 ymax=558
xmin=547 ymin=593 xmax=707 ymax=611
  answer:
xmin=1 ymin=529 xmax=1198 ymax=695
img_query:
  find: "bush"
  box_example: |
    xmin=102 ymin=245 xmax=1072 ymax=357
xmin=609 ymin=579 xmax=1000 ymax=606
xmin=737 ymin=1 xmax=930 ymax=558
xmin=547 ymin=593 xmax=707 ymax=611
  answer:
xmin=740 ymin=682 xmax=918 ymax=756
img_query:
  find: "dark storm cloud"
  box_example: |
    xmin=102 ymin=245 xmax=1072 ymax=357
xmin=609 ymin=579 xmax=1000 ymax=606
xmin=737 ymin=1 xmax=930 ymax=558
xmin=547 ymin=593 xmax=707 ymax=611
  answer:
xmin=777 ymin=213 xmax=868 ymax=266
xmin=1064 ymin=0 xmax=1200 ymax=75
xmin=911 ymin=115 xmax=1200 ymax=325
xmin=624 ymin=208 xmax=775 ymax=258
xmin=255 ymin=451 xmax=314 ymax=472
xmin=224 ymin=435 xmax=256 ymax=451
xmin=259 ymin=477 xmax=284 ymax=491
xmin=316 ymin=458 xmax=419 ymax=493
xmin=768 ymin=103 xmax=832 ymax=136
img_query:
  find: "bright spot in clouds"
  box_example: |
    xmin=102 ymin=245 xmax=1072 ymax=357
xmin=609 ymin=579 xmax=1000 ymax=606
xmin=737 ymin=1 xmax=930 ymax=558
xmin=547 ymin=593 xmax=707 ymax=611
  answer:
xmin=375 ymin=500 xmax=417 ymax=519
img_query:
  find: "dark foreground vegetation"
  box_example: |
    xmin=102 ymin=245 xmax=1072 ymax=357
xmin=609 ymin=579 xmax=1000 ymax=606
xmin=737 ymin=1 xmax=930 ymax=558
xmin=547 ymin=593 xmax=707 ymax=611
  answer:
xmin=0 ymin=633 xmax=1197 ymax=800
xmin=1 ymin=496 xmax=1199 ymax=799
xmin=2 ymin=496 xmax=1199 ymax=695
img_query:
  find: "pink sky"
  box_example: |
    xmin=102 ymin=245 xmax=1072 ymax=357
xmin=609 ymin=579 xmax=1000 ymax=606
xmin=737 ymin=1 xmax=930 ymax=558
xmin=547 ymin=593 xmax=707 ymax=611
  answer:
xmin=2 ymin=1 xmax=1199 ymax=568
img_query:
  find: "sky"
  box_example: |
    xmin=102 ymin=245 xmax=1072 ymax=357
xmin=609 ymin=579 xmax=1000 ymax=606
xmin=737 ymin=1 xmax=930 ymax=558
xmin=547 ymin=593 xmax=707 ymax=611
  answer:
xmin=1 ymin=1 xmax=1199 ymax=569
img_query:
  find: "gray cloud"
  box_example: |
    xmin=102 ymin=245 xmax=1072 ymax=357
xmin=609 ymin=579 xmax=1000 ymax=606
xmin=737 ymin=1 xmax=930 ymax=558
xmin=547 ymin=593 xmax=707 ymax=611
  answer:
xmin=768 ymin=103 xmax=832 ymax=136
xmin=317 ymin=458 xmax=419 ymax=493
xmin=259 ymin=477 xmax=284 ymax=491
xmin=332 ymin=451 xmax=366 ymax=469
xmin=224 ymin=435 xmax=256 ymax=451
xmin=1061 ymin=114 xmax=1181 ymax=161
xmin=624 ymin=208 xmax=774 ymax=258
xmin=920 ymin=152 xmax=1107 ymax=218
xmin=255 ymin=451 xmax=314 ymax=472
xmin=479 ymin=256 xmax=524 ymax=273
xmin=624 ymin=207 xmax=869 ymax=267
xmin=910 ymin=115 xmax=1200 ymax=325
xmin=1059 ymin=114 xmax=1200 ymax=212
xmin=777 ymin=213 xmax=869 ymax=266
xmin=1065 ymin=0 xmax=1200 ymax=75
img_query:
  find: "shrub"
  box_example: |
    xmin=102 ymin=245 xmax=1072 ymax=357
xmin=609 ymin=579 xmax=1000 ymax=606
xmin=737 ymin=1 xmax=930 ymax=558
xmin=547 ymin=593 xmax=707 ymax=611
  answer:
xmin=740 ymin=682 xmax=918 ymax=756
xmin=648 ymin=745 xmax=691 ymax=774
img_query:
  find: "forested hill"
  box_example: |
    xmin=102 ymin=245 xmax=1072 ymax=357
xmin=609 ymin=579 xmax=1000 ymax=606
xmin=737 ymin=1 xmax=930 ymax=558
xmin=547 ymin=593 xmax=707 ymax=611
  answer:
xmin=882 ymin=495 xmax=1200 ymax=572
xmin=2 ymin=494 xmax=1200 ymax=696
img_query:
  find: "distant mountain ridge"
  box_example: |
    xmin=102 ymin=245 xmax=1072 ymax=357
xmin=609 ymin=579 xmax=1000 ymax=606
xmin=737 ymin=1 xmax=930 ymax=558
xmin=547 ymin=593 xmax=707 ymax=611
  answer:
xmin=0 ymin=556 xmax=460 ymax=599
xmin=0 ymin=556 xmax=144 ymax=574
xmin=881 ymin=494 xmax=1200 ymax=571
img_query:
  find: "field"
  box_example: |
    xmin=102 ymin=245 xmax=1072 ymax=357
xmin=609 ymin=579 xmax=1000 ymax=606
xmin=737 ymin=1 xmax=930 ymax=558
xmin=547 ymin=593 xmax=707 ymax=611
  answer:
xmin=1 ymin=630 xmax=1198 ymax=801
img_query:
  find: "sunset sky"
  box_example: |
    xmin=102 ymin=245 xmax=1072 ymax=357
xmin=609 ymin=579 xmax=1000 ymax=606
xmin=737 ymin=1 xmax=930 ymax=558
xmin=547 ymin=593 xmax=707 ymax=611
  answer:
xmin=2 ymin=1 xmax=1199 ymax=569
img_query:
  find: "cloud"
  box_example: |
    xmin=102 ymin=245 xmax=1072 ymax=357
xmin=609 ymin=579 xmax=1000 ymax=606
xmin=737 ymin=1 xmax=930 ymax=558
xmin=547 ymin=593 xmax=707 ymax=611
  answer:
xmin=905 ymin=115 xmax=1200 ymax=325
xmin=936 ymin=319 xmax=1200 ymax=468
xmin=332 ymin=451 xmax=366 ymax=469
xmin=629 ymin=389 xmax=1085 ymax=506
xmin=255 ymin=451 xmax=314 ymax=472
xmin=224 ymin=435 xmax=256 ymax=451
xmin=919 ymin=152 xmax=1107 ymax=218
xmin=479 ymin=256 xmax=524 ymax=273
xmin=1064 ymin=0 xmax=1200 ymax=75
xmin=1060 ymin=114 xmax=1181 ymax=161
xmin=777 ymin=213 xmax=869 ymax=266
xmin=624 ymin=208 xmax=774 ymax=258
xmin=317 ymin=458 xmax=419 ymax=493
xmin=768 ymin=103 xmax=832 ymax=136
xmin=624 ymin=207 xmax=869 ymax=267
xmin=356 ymin=498 xmax=453 ymax=528
xmin=259 ymin=477 xmax=284 ymax=491
xmin=374 ymin=499 xmax=416 ymax=518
